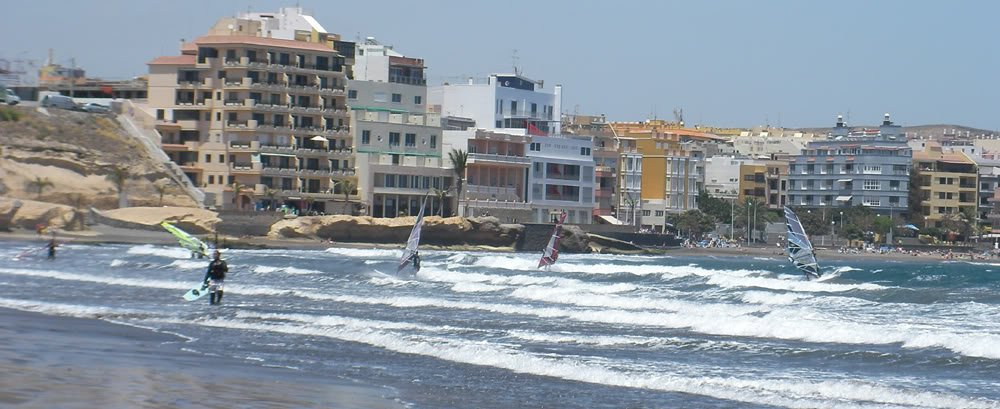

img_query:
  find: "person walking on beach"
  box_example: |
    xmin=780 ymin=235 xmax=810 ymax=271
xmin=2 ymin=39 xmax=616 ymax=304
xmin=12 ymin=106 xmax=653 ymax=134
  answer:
xmin=204 ymin=250 xmax=228 ymax=305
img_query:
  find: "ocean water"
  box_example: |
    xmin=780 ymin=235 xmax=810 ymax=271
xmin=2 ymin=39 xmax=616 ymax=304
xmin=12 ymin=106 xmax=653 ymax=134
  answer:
xmin=2 ymin=241 xmax=1000 ymax=408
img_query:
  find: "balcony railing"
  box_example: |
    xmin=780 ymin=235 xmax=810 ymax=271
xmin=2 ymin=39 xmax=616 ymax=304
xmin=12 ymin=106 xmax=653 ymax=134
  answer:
xmin=467 ymin=152 xmax=531 ymax=165
xmin=464 ymin=199 xmax=531 ymax=210
xmin=388 ymin=74 xmax=427 ymax=85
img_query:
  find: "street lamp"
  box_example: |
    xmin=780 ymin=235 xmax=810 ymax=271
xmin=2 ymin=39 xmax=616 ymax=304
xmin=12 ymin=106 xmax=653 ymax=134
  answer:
xmin=831 ymin=220 xmax=836 ymax=247
xmin=839 ymin=211 xmax=844 ymax=245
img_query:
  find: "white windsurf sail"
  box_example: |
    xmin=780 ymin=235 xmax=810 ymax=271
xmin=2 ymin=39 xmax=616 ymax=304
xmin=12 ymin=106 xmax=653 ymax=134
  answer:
xmin=538 ymin=212 xmax=567 ymax=269
xmin=397 ymin=195 xmax=429 ymax=275
xmin=783 ymin=206 xmax=820 ymax=279
xmin=161 ymin=222 xmax=209 ymax=256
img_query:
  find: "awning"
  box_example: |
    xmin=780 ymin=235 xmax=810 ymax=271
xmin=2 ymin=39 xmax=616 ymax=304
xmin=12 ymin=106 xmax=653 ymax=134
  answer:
xmin=837 ymin=179 xmax=851 ymax=183
xmin=262 ymin=153 xmax=296 ymax=158
xmin=310 ymin=135 xmax=328 ymax=142
xmin=835 ymin=195 xmax=852 ymax=201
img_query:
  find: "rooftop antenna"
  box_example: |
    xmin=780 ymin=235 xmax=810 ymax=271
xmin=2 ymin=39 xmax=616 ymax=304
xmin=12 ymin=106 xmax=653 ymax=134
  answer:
xmin=512 ymin=49 xmax=520 ymax=76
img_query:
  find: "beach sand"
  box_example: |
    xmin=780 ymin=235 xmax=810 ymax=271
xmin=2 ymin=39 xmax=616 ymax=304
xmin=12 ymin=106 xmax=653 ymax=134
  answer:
xmin=0 ymin=307 xmax=403 ymax=409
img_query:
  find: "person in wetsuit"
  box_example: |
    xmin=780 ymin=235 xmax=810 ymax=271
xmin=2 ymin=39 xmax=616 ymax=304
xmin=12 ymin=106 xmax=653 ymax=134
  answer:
xmin=46 ymin=238 xmax=57 ymax=260
xmin=412 ymin=252 xmax=421 ymax=270
xmin=203 ymin=250 xmax=228 ymax=305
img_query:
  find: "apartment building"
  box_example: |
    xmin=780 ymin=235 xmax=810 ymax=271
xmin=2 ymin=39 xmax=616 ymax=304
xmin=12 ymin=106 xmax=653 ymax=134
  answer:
xmin=442 ymin=129 xmax=532 ymax=222
xmin=730 ymin=127 xmax=819 ymax=157
xmin=563 ymin=114 xmax=619 ymax=222
xmin=704 ymin=156 xmax=746 ymax=199
xmin=787 ymin=115 xmax=911 ymax=216
xmin=976 ymin=158 xmax=1000 ymax=226
xmin=349 ymin=37 xmax=452 ymax=217
xmin=147 ymin=15 xmax=353 ymax=211
xmin=611 ymin=122 xmax=714 ymax=231
xmin=913 ymin=146 xmax=978 ymax=228
xmin=526 ymin=135 xmax=597 ymax=224
xmin=618 ymin=137 xmax=642 ymax=227
xmin=429 ymin=74 xmax=561 ymax=135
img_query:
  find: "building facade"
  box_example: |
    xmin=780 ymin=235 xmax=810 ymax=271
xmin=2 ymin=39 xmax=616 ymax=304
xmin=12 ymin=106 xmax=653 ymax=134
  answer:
xmin=704 ymin=156 xmax=746 ymax=199
xmin=148 ymin=15 xmax=353 ymax=211
xmin=787 ymin=115 xmax=911 ymax=216
xmin=442 ymin=129 xmax=532 ymax=222
xmin=429 ymin=74 xmax=561 ymax=135
xmin=348 ymin=37 xmax=451 ymax=217
xmin=526 ymin=135 xmax=596 ymax=224
xmin=563 ymin=114 xmax=619 ymax=222
xmin=913 ymin=146 xmax=978 ymax=228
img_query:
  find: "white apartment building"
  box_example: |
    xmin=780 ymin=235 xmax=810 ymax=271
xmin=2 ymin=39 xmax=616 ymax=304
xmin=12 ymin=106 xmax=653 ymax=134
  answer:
xmin=704 ymin=156 xmax=748 ymax=199
xmin=428 ymin=74 xmax=561 ymax=135
xmin=526 ymin=135 xmax=597 ymax=224
xmin=442 ymin=128 xmax=532 ymax=222
xmin=731 ymin=127 xmax=818 ymax=157
xmin=619 ymin=138 xmax=642 ymax=227
xmin=348 ymin=37 xmax=451 ymax=217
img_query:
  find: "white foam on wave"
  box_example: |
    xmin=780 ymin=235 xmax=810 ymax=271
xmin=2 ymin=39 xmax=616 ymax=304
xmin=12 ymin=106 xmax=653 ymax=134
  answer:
xmin=738 ymin=291 xmax=806 ymax=305
xmin=416 ymin=266 xmax=637 ymax=294
xmin=510 ymin=285 xmax=763 ymax=316
xmin=450 ymin=282 xmax=507 ymax=293
xmin=706 ymin=273 xmax=887 ymax=293
xmin=110 ymin=259 xmax=127 ymax=267
xmin=168 ymin=259 xmax=206 ymax=270
xmin=157 ymin=315 xmax=995 ymax=409
xmin=252 ymin=265 xmax=323 ymax=275
xmin=9 ymin=266 xmax=999 ymax=361
xmin=325 ymin=247 xmax=401 ymax=258
xmin=0 ymin=297 xmax=139 ymax=319
xmin=126 ymin=244 xmax=193 ymax=259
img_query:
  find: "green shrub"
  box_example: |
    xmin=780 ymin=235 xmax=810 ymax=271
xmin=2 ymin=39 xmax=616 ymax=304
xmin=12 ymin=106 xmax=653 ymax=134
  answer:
xmin=0 ymin=107 xmax=21 ymax=121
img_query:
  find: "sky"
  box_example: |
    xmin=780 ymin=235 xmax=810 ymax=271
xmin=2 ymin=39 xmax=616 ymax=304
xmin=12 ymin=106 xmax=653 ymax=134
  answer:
xmin=3 ymin=0 xmax=998 ymax=130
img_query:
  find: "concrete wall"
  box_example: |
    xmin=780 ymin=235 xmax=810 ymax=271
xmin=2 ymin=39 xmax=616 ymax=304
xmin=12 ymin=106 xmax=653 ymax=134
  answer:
xmin=215 ymin=210 xmax=285 ymax=236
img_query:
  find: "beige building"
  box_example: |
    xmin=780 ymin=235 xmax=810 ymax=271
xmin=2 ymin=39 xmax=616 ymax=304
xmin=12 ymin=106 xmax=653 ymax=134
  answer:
xmin=913 ymin=145 xmax=978 ymax=228
xmin=147 ymin=16 xmax=354 ymax=212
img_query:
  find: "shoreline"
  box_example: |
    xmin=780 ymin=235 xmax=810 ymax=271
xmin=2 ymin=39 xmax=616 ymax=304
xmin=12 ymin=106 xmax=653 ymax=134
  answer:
xmin=0 ymin=306 xmax=403 ymax=408
xmin=1 ymin=226 xmax=985 ymax=264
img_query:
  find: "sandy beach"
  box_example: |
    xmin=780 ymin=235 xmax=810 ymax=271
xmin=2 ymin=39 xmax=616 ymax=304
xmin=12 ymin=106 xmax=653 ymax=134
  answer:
xmin=0 ymin=307 xmax=403 ymax=409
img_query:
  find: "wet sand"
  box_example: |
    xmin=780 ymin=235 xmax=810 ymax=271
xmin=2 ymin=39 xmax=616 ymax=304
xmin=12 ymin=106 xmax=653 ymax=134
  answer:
xmin=0 ymin=307 xmax=403 ymax=409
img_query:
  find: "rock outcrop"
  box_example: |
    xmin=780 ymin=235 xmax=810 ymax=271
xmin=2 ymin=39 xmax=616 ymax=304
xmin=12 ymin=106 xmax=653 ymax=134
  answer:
xmin=270 ymin=215 xmax=523 ymax=248
xmin=96 ymin=207 xmax=220 ymax=234
xmin=0 ymin=198 xmax=81 ymax=231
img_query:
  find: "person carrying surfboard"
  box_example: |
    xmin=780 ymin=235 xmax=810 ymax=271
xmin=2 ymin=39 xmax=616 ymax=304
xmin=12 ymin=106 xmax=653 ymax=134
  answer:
xmin=203 ymin=250 xmax=228 ymax=305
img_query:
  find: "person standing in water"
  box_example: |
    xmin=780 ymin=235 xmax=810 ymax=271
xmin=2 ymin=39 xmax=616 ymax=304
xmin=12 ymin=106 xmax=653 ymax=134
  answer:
xmin=203 ymin=250 xmax=228 ymax=305
xmin=46 ymin=238 xmax=57 ymax=260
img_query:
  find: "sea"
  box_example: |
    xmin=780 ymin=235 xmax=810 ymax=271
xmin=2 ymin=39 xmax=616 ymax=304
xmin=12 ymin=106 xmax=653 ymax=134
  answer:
xmin=1 ymin=240 xmax=999 ymax=409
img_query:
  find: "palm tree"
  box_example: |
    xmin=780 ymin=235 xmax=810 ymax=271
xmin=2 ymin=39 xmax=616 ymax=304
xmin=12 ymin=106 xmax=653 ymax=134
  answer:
xmin=303 ymin=197 xmax=316 ymax=214
xmin=27 ymin=176 xmax=54 ymax=199
xmin=152 ymin=182 xmax=170 ymax=207
xmin=447 ymin=149 xmax=468 ymax=216
xmin=334 ymin=178 xmax=357 ymax=215
xmin=105 ymin=166 xmax=129 ymax=208
xmin=264 ymin=188 xmax=281 ymax=210
xmin=433 ymin=188 xmax=449 ymax=217
xmin=231 ymin=182 xmax=249 ymax=210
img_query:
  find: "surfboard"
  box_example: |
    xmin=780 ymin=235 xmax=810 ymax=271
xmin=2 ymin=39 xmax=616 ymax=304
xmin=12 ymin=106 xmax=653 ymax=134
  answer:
xmin=182 ymin=281 xmax=211 ymax=301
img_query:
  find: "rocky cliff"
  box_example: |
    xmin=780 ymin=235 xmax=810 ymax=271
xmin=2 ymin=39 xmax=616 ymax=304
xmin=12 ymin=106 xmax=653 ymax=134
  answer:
xmin=269 ymin=215 xmax=524 ymax=248
xmin=0 ymin=106 xmax=197 ymax=210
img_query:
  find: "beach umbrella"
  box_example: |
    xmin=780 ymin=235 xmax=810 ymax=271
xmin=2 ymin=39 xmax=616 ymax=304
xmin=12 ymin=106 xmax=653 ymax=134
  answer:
xmin=902 ymin=224 xmax=919 ymax=231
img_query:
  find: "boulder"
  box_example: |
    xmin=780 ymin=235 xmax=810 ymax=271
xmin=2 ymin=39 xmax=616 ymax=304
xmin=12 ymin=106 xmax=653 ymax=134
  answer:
xmin=98 ymin=206 xmax=219 ymax=234
xmin=2 ymin=199 xmax=80 ymax=231
xmin=559 ymin=225 xmax=591 ymax=253
xmin=268 ymin=215 xmax=524 ymax=248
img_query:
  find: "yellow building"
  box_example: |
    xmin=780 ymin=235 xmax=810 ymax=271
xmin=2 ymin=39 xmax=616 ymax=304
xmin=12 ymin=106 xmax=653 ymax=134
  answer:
xmin=611 ymin=121 xmax=720 ymax=230
xmin=739 ymin=163 xmax=767 ymax=203
xmin=913 ymin=145 xmax=978 ymax=228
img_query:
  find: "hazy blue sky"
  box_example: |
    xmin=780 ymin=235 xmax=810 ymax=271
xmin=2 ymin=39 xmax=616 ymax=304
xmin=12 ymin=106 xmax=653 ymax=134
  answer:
xmin=4 ymin=0 xmax=998 ymax=129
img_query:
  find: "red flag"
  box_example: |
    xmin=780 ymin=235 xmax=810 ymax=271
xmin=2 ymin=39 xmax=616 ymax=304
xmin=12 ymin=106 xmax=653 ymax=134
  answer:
xmin=527 ymin=122 xmax=546 ymax=136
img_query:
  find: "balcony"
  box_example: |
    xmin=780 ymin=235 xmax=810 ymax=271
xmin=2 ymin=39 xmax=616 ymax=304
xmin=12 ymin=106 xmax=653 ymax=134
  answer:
xmin=260 ymin=144 xmax=296 ymax=154
xmin=464 ymin=198 xmax=531 ymax=210
xmin=228 ymin=141 xmax=259 ymax=152
xmin=261 ymin=166 xmax=298 ymax=176
xmin=160 ymin=141 xmax=198 ymax=152
xmin=388 ymin=74 xmax=427 ymax=85
xmin=502 ymin=109 xmax=554 ymax=120
xmin=595 ymin=165 xmax=616 ymax=175
xmin=230 ymin=162 xmax=262 ymax=174
xmin=225 ymin=119 xmax=258 ymax=130
xmin=467 ymin=152 xmax=531 ymax=166
xmin=465 ymin=185 xmax=521 ymax=201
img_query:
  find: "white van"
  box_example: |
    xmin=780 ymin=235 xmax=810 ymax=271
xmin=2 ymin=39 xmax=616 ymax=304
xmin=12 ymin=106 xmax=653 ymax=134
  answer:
xmin=1 ymin=89 xmax=19 ymax=105
xmin=41 ymin=94 xmax=78 ymax=110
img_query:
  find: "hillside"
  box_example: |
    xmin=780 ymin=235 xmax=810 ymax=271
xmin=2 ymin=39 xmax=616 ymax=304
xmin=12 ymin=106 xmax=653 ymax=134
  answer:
xmin=0 ymin=106 xmax=197 ymax=210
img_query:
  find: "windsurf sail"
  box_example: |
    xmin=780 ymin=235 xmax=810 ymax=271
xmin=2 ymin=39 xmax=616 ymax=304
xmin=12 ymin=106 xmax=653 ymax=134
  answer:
xmin=397 ymin=195 xmax=429 ymax=275
xmin=538 ymin=212 xmax=567 ymax=269
xmin=161 ymin=222 xmax=209 ymax=257
xmin=783 ymin=206 xmax=820 ymax=279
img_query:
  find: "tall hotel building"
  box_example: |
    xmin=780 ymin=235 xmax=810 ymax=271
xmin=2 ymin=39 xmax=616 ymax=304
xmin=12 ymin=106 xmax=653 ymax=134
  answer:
xmin=147 ymin=10 xmax=356 ymax=212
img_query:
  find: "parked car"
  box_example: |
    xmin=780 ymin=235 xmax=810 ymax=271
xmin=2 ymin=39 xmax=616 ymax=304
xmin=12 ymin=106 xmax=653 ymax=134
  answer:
xmin=40 ymin=94 xmax=79 ymax=110
xmin=1 ymin=89 xmax=19 ymax=105
xmin=82 ymin=102 xmax=110 ymax=113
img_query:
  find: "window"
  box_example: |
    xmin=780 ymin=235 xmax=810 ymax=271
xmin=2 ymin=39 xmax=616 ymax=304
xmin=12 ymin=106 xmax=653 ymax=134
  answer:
xmin=361 ymin=130 xmax=371 ymax=145
xmin=348 ymin=90 xmax=357 ymax=99
xmin=863 ymin=165 xmax=882 ymax=174
xmin=510 ymin=100 xmax=517 ymax=114
xmin=399 ymin=175 xmax=408 ymax=188
xmin=529 ymin=142 xmax=541 ymax=151
xmin=863 ymin=180 xmax=880 ymax=190
xmin=391 ymin=154 xmax=400 ymax=165
xmin=430 ymin=134 xmax=437 ymax=148
xmin=405 ymin=133 xmax=416 ymax=147
xmin=208 ymin=175 xmax=215 ymax=184
xmin=391 ymin=93 xmax=402 ymax=103
xmin=655 ymin=210 xmax=664 ymax=217
xmin=642 ymin=210 xmax=651 ymax=217
xmin=204 ymin=154 xmax=212 ymax=163
xmin=414 ymin=95 xmax=422 ymax=105
xmin=863 ymin=197 xmax=881 ymax=207
xmin=388 ymin=132 xmax=401 ymax=146
xmin=580 ymin=147 xmax=591 ymax=156
xmin=218 ymin=154 xmax=224 ymax=163
xmin=533 ymin=162 xmax=543 ymax=178
xmin=374 ymin=92 xmax=387 ymax=102
xmin=384 ymin=174 xmax=396 ymax=188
